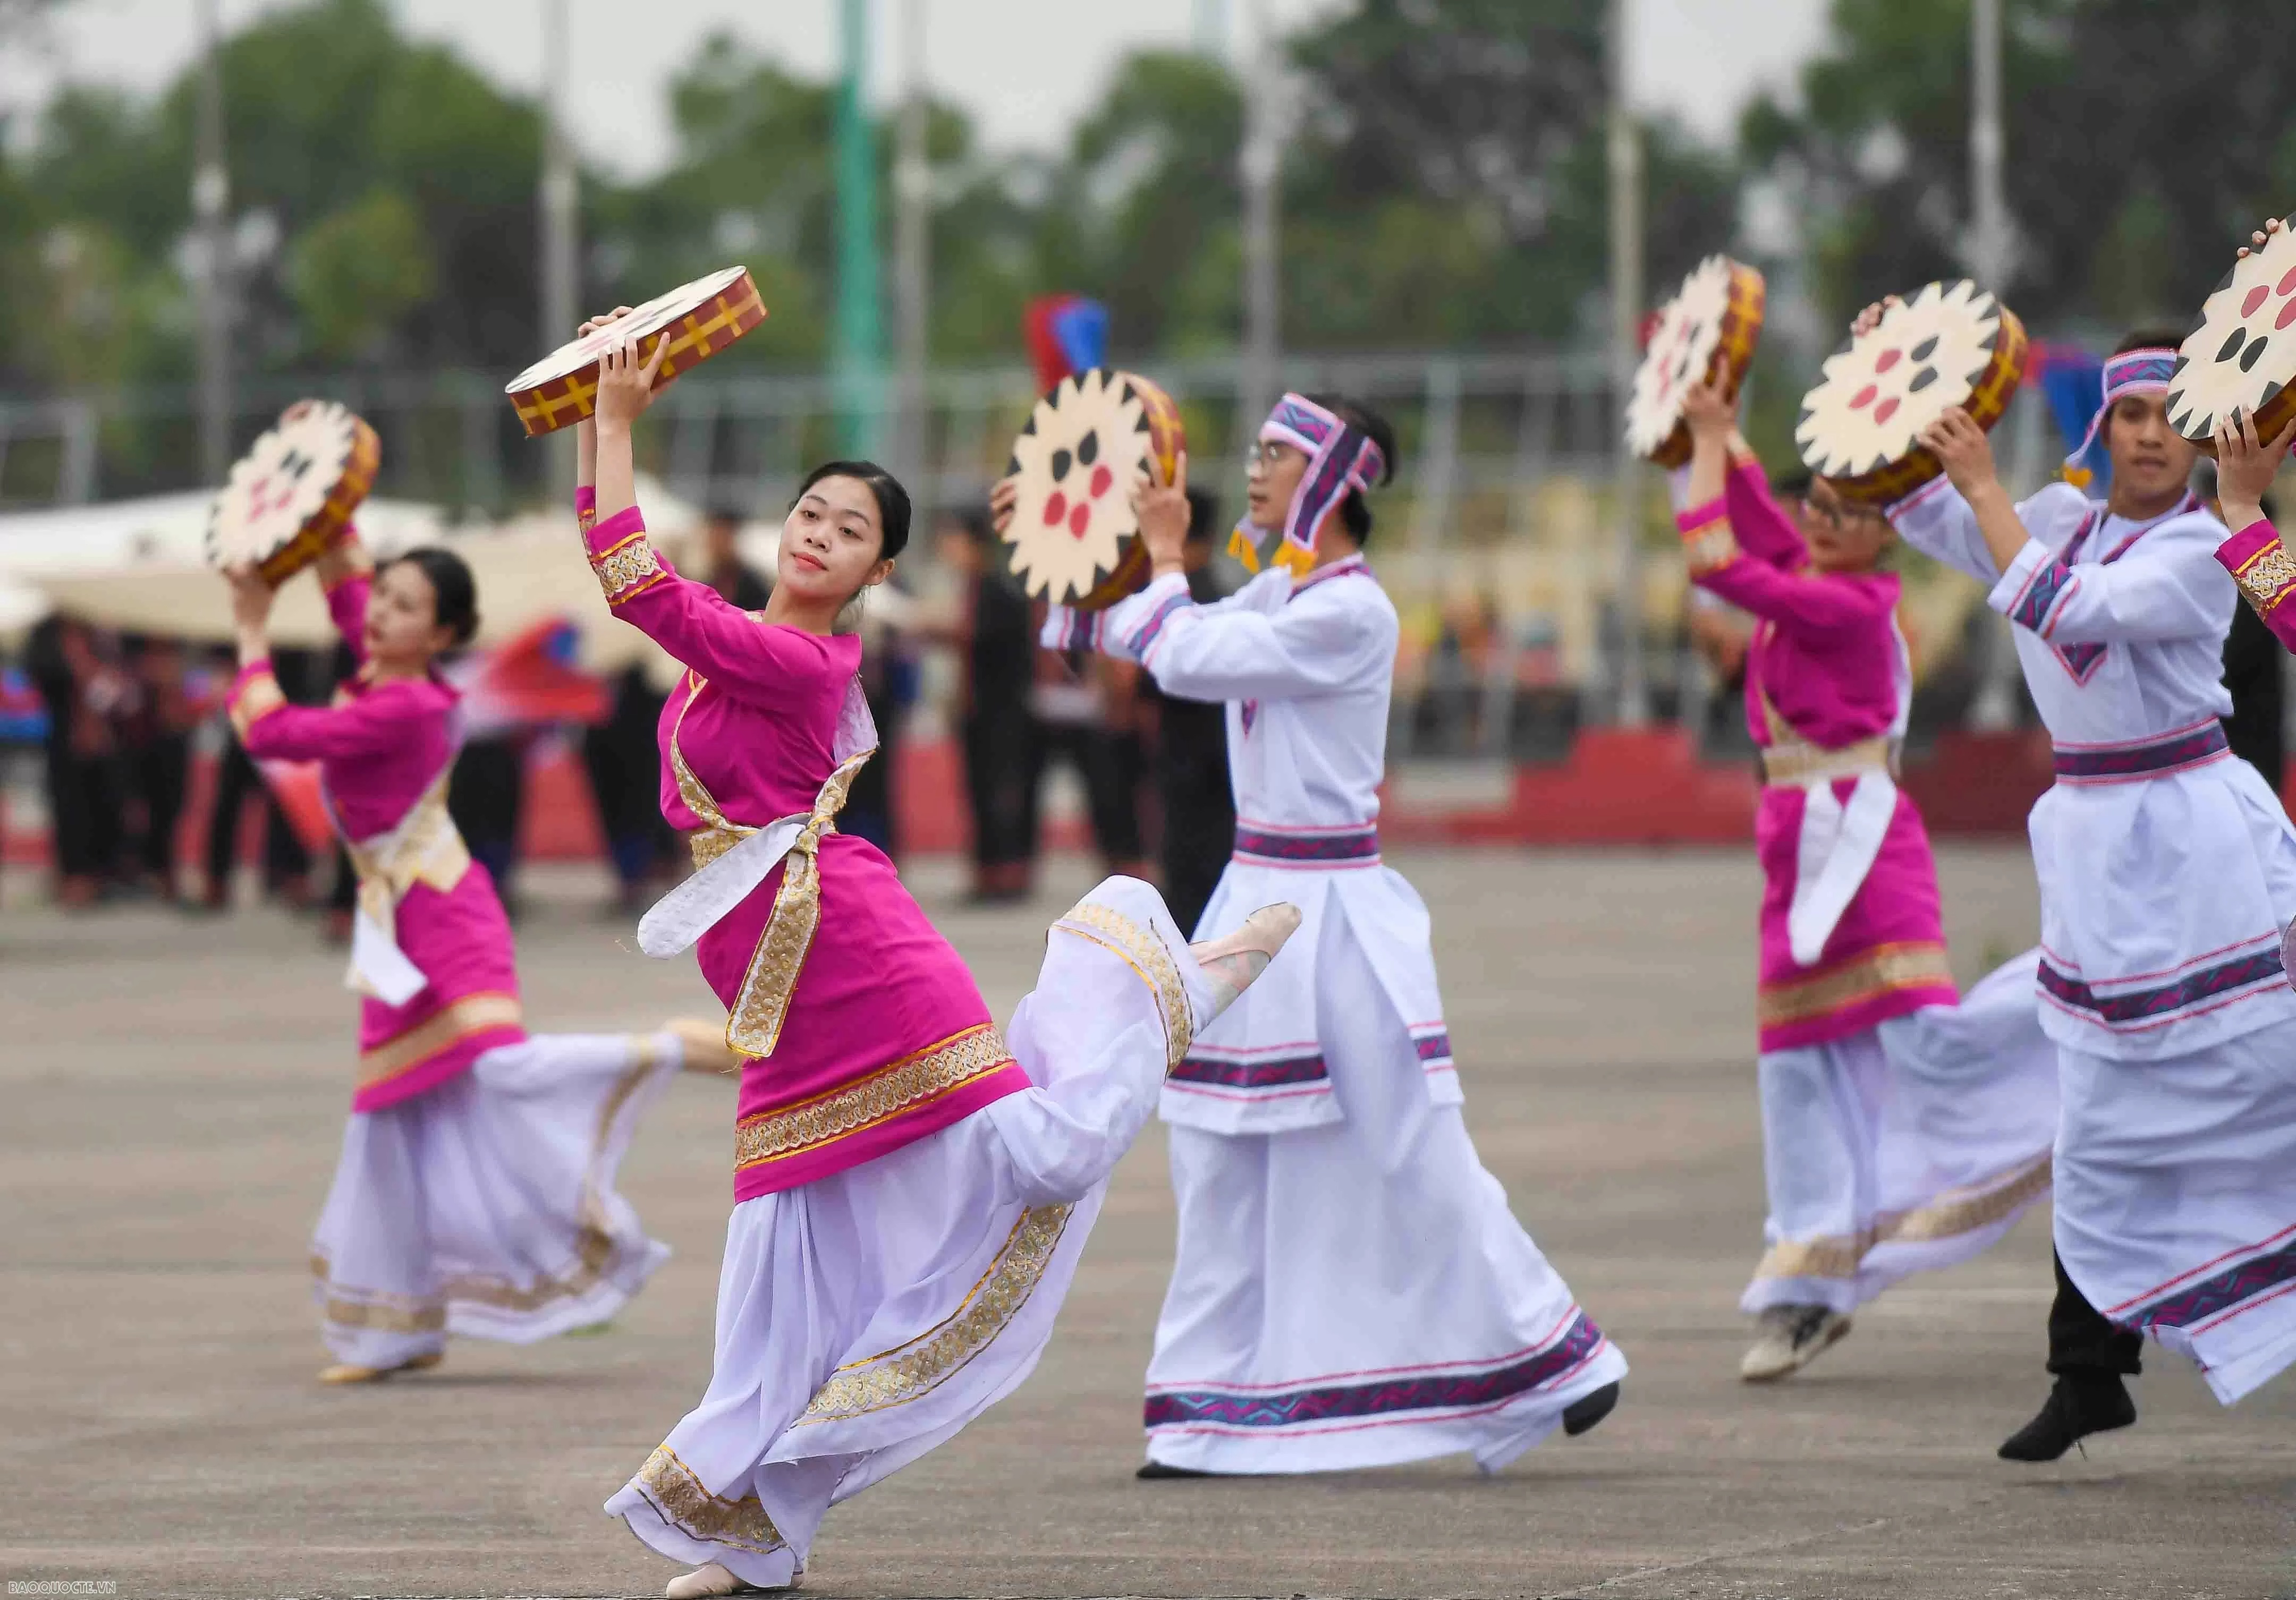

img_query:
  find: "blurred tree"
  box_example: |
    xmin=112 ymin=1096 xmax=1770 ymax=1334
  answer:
xmin=288 ymin=188 xmax=436 ymax=362
xmin=1743 ymin=0 xmax=2296 ymax=336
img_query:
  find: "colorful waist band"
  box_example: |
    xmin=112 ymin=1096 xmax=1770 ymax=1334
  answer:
xmin=1232 ymin=823 xmax=1381 ymax=868
xmin=2052 ymin=721 xmax=2229 ymax=785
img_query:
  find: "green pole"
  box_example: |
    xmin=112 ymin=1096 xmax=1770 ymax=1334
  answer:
xmin=833 ymin=0 xmax=884 ymax=459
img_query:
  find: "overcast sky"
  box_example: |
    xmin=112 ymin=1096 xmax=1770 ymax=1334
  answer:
xmin=1 ymin=0 xmax=1832 ymax=175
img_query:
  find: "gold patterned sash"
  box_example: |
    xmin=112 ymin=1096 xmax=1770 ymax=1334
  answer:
xmin=670 ymin=673 xmax=876 ymax=1059
xmin=342 ymin=766 xmax=471 ymax=998
xmin=1758 ymin=687 xmax=1896 ymax=788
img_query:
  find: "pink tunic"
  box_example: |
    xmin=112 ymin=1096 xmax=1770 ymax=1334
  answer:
xmin=2215 ymin=517 xmax=2296 ymax=652
xmin=1681 ymin=457 xmax=1956 ymax=1052
xmin=227 ymin=568 xmax=525 ymax=1112
xmin=578 ymin=490 xmax=1029 ymax=1201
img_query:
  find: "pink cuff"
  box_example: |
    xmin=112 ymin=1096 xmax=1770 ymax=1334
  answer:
xmin=2219 ymin=518 xmax=2296 ymax=621
xmin=1675 ymin=498 xmax=1726 ymax=535
xmin=586 ymin=505 xmax=670 ymax=607
xmin=574 ymin=484 xmax=598 ymax=535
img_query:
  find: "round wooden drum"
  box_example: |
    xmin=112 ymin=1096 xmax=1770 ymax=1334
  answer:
xmin=1795 ymin=279 xmax=2028 ymax=505
xmin=2166 ymin=217 xmax=2296 ymax=455
xmin=1625 ymin=255 xmax=1766 ymax=468
xmin=1002 ymin=368 xmax=1185 ymax=610
xmin=204 ymin=399 xmax=381 ymax=585
xmin=505 ymin=266 xmax=766 ymax=437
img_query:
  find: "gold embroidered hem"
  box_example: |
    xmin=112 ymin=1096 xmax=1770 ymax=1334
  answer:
xmin=796 ymin=1203 xmax=1074 ymax=1425
xmin=1751 ymin=1152 xmax=2053 ymax=1281
xmin=1758 ymin=942 xmax=1953 ymax=1031
xmin=1051 ymin=900 xmax=1193 ymax=1070
xmin=2231 ymin=539 xmax=2296 ymax=618
xmin=359 ymin=992 xmax=526 ymax=1088
xmin=592 ymin=530 xmax=670 ymax=607
xmin=229 ymin=670 xmax=287 ymax=739
xmin=317 ymin=1036 xmax=667 ymax=1322
xmin=632 ymin=1444 xmax=786 ymax=1556
xmin=733 ymin=1025 xmax=1016 ymax=1172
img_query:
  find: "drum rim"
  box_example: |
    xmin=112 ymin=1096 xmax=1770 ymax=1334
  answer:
xmin=205 ymin=400 xmax=369 ymax=559
xmin=503 ymin=263 xmax=753 ymax=394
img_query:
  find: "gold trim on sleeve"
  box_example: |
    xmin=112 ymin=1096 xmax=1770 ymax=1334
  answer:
xmin=2232 ymin=540 xmax=2296 ymax=618
xmin=1751 ymin=1153 xmax=2052 ymax=1281
xmin=591 ymin=532 xmax=667 ymax=606
xmin=1680 ymin=516 xmax=1740 ymax=575
xmin=1050 ymin=900 xmax=1194 ymax=1070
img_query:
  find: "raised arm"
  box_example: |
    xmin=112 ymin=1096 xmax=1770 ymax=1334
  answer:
xmin=312 ymin=534 xmax=373 ymax=663
xmin=1676 ymin=498 xmax=1893 ymax=639
xmin=1098 ymin=572 xmax=1389 ymax=702
xmin=1991 ymin=516 xmax=2234 ymax=645
xmin=227 ymin=661 xmax=428 ymax=762
xmin=1681 ymin=378 xmax=1805 ymax=571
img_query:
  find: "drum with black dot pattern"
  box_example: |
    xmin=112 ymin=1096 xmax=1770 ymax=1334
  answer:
xmin=2166 ymin=218 xmax=2296 ymax=457
xmin=1002 ymin=368 xmax=1184 ymax=610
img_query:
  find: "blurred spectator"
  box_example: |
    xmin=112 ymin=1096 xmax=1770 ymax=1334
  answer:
xmin=121 ymin=634 xmax=196 ymax=902
xmin=1139 ymin=487 xmax=1236 ymax=934
xmin=843 ymin=589 xmax=915 ymax=860
xmin=199 ymin=643 xmax=316 ymax=910
xmin=2201 ymin=473 xmax=2284 ymax=800
xmin=700 ymin=505 xmax=772 ymax=610
xmin=583 ymin=664 xmax=674 ymax=916
xmin=1030 ymin=618 xmax=1148 ymax=882
xmin=936 ymin=508 xmax=1038 ymax=902
xmin=27 ymin=613 xmax=129 ymax=907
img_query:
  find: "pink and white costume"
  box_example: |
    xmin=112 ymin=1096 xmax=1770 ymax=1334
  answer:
xmin=577 ymin=491 xmax=1225 ymax=1588
xmin=1892 ymin=470 xmax=2296 ymax=1402
xmin=1051 ymin=524 xmax=1626 ymax=1474
xmin=1677 ymin=455 xmax=2057 ymax=1315
xmin=226 ymin=559 xmax=683 ymax=1372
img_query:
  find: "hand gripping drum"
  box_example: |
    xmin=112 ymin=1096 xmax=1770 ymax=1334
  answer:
xmin=2166 ymin=218 xmax=2296 ymax=455
xmin=505 ymin=266 xmax=767 ymax=437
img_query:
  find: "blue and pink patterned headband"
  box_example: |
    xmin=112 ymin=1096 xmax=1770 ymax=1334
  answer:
xmin=2064 ymin=348 xmax=2179 ymax=483
xmin=1230 ymin=393 xmax=1388 ymax=577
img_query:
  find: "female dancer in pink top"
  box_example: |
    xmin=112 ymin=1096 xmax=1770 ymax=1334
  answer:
xmin=1672 ymin=380 xmax=2058 ymax=1382
xmin=571 ymin=318 xmax=1297 ymax=1598
xmin=223 ymin=535 xmax=723 ymax=1385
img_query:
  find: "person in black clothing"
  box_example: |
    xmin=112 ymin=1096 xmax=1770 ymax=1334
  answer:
xmin=121 ymin=634 xmax=194 ymax=901
xmin=1141 ymin=487 xmax=1236 ymax=935
xmin=700 ymin=505 xmax=773 ymax=611
xmin=27 ymin=612 xmax=128 ymax=907
xmin=200 ymin=643 xmax=315 ymax=909
xmin=584 ymin=665 xmax=674 ymax=914
xmin=938 ymin=507 xmax=1039 ymax=901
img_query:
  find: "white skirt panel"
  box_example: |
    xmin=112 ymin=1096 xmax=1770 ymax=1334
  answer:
xmin=2055 ymin=1015 xmax=2296 ymax=1404
xmin=309 ymin=1029 xmax=683 ymax=1369
xmin=1142 ymin=898 xmax=1626 ymax=1476
xmin=1743 ymin=950 xmax=2060 ymax=1314
xmin=605 ymin=876 xmax=1205 ymax=1588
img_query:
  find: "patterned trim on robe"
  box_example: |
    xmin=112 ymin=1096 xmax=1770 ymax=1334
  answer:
xmin=630 ymin=1444 xmax=787 ymax=1557
xmin=2113 ymin=1222 xmax=2296 ymax=1338
xmin=2221 ymin=520 xmax=2296 ymax=625
xmin=1756 ymin=942 xmax=1955 ymax=1033
xmin=1749 ymin=1152 xmax=2054 ymax=1281
xmin=2036 ymin=937 xmax=2285 ymax=1034
xmin=732 ymin=1024 xmax=1022 ymax=1175
xmin=795 ymin=1204 xmax=1074 ymax=1424
xmin=1144 ymin=1308 xmax=1609 ymax=1436
xmin=357 ymin=991 xmax=526 ymax=1093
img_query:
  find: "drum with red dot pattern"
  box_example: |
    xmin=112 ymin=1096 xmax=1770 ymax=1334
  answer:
xmin=204 ymin=399 xmax=381 ymax=586
xmin=1625 ymin=255 xmax=1766 ymax=469
xmin=1002 ymin=368 xmax=1185 ymax=610
xmin=1796 ymin=280 xmax=2028 ymax=506
xmin=2167 ymin=219 xmax=2296 ymax=456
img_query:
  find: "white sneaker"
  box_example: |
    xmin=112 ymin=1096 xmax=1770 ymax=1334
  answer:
xmin=1188 ymin=903 xmax=1303 ymax=1020
xmin=1740 ymin=1304 xmax=1852 ymax=1382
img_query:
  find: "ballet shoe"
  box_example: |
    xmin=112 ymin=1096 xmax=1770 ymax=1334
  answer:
xmin=1188 ymin=903 xmax=1303 ymax=1021
xmin=666 ymin=1017 xmax=745 ymax=1076
xmin=664 ymin=1561 xmax=791 ymax=1597
xmin=318 ymin=1349 xmax=442 ymax=1384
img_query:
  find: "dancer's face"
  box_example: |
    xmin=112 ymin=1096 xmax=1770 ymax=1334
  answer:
xmin=1803 ymin=480 xmax=1894 ymax=575
xmin=2104 ymin=392 xmax=2198 ymax=508
xmin=362 ymin=562 xmax=456 ymax=669
xmin=777 ymin=474 xmax=893 ymax=608
xmin=1245 ymin=437 xmax=1308 ymax=531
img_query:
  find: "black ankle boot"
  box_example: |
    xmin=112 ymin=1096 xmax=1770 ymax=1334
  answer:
xmin=1136 ymin=1460 xmax=1223 ymax=1479
xmin=1997 ymin=1372 xmax=2136 ymax=1462
xmin=1563 ymin=1380 xmax=1621 ymax=1437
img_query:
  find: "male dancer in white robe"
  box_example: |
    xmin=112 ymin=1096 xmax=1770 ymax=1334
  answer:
xmin=1884 ymin=325 xmax=2296 ymax=1458
xmin=1016 ymin=394 xmax=1626 ymax=1476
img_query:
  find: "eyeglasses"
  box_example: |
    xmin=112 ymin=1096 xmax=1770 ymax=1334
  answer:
xmin=1799 ymin=497 xmax=1884 ymax=530
xmin=1246 ymin=440 xmax=1303 ymax=472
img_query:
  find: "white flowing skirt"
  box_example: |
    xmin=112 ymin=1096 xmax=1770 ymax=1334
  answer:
xmin=605 ymin=877 xmax=1207 ymax=1589
xmin=2057 ymin=1014 xmax=2296 ymax=1404
xmin=1744 ymin=950 xmax=2060 ymax=1315
xmin=1143 ymin=899 xmax=1627 ymax=1476
xmin=309 ymin=1030 xmax=684 ymax=1369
